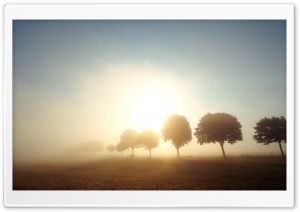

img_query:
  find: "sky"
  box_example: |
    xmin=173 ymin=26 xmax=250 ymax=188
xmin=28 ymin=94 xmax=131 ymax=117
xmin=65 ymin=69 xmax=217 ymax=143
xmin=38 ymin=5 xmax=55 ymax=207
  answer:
xmin=13 ymin=20 xmax=286 ymax=161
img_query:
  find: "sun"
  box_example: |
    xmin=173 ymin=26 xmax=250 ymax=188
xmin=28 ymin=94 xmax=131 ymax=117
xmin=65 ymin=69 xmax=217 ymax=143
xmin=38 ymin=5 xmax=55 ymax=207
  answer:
xmin=132 ymin=89 xmax=174 ymax=132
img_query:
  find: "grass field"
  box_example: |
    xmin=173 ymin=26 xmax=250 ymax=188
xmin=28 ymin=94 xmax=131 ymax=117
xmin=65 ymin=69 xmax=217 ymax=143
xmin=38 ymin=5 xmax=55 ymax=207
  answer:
xmin=13 ymin=156 xmax=286 ymax=190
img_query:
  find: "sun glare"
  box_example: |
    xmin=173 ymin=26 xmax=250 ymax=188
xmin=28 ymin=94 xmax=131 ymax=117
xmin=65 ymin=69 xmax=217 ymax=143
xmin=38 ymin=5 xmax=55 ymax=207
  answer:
xmin=132 ymin=89 xmax=174 ymax=132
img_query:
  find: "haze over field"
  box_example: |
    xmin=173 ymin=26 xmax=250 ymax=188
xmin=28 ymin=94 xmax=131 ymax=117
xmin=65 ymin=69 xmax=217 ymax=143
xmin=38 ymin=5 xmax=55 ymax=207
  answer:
xmin=13 ymin=20 xmax=286 ymax=162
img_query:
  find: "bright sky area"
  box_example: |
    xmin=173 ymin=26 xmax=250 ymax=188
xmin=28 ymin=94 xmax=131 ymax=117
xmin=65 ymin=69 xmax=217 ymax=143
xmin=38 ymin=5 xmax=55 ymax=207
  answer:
xmin=13 ymin=20 xmax=286 ymax=161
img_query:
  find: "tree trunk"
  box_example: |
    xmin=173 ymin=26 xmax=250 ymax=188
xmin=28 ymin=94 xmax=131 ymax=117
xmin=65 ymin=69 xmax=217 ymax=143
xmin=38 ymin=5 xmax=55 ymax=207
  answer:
xmin=149 ymin=148 xmax=152 ymax=158
xmin=176 ymin=148 xmax=180 ymax=158
xmin=219 ymin=142 xmax=226 ymax=159
xmin=278 ymin=141 xmax=285 ymax=159
xmin=131 ymin=148 xmax=134 ymax=156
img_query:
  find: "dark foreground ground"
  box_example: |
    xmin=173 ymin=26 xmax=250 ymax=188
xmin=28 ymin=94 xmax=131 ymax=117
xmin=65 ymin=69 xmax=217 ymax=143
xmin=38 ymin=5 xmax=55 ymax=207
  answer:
xmin=13 ymin=156 xmax=286 ymax=190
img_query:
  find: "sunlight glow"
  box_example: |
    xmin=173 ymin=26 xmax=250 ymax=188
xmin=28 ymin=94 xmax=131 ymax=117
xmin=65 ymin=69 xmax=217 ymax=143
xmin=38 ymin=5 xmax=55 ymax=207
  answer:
xmin=132 ymin=88 xmax=174 ymax=132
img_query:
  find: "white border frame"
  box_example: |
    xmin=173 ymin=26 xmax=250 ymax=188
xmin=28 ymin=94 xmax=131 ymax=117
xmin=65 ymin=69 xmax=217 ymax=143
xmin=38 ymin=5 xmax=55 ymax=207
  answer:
xmin=3 ymin=4 xmax=294 ymax=207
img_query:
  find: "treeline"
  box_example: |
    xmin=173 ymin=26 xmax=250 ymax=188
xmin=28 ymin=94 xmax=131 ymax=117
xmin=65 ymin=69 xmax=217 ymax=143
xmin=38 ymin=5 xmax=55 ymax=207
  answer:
xmin=110 ymin=113 xmax=286 ymax=159
xmin=70 ymin=113 xmax=286 ymax=159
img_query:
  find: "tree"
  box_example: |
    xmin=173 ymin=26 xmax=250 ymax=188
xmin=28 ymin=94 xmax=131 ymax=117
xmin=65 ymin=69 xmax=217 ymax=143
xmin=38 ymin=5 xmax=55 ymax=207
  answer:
xmin=107 ymin=144 xmax=115 ymax=156
xmin=138 ymin=129 xmax=159 ymax=158
xmin=253 ymin=116 xmax=286 ymax=159
xmin=161 ymin=114 xmax=192 ymax=158
xmin=68 ymin=140 xmax=105 ymax=155
xmin=120 ymin=129 xmax=139 ymax=156
xmin=194 ymin=113 xmax=243 ymax=159
xmin=116 ymin=141 xmax=127 ymax=155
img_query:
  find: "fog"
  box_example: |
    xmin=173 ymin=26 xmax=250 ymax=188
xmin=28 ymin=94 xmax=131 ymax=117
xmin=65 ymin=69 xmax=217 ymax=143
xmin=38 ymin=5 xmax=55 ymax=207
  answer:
xmin=13 ymin=63 xmax=286 ymax=163
xmin=13 ymin=20 xmax=286 ymax=163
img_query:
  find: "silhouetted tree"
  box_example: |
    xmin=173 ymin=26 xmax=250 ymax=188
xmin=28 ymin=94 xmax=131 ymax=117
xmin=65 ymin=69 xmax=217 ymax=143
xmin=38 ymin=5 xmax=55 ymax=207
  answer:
xmin=253 ymin=116 xmax=286 ymax=159
xmin=194 ymin=113 xmax=243 ymax=159
xmin=138 ymin=129 xmax=159 ymax=158
xmin=120 ymin=129 xmax=139 ymax=156
xmin=107 ymin=144 xmax=115 ymax=156
xmin=161 ymin=114 xmax=192 ymax=158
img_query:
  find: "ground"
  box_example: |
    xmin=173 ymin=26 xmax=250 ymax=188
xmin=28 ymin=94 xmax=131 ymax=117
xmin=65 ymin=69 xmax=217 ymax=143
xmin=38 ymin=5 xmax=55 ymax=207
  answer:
xmin=13 ymin=156 xmax=286 ymax=190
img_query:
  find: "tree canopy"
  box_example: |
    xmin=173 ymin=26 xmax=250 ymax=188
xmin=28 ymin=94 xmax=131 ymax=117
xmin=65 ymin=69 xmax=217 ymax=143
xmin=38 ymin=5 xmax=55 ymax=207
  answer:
xmin=106 ymin=144 xmax=115 ymax=156
xmin=138 ymin=128 xmax=159 ymax=158
xmin=120 ymin=129 xmax=139 ymax=156
xmin=253 ymin=116 xmax=286 ymax=158
xmin=194 ymin=113 xmax=243 ymax=159
xmin=161 ymin=114 xmax=192 ymax=157
xmin=116 ymin=141 xmax=127 ymax=154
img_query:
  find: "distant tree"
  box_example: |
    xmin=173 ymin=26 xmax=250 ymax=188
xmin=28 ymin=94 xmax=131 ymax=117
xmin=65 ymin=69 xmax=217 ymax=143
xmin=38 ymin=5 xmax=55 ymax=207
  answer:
xmin=107 ymin=144 xmax=115 ymax=156
xmin=120 ymin=129 xmax=139 ymax=156
xmin=84 ymin=140 xmax=105 ymax=154
xmin=194 ymin=113 xmax=243 ymax=159
xmin=253 ymin=116 xmax=286 ymax=159
xmin=68 ymin=140 xmax=105 ymax=155
xmin=116 ymin=141 xmax=127 ymax=155
xmin=138 ymin=129 xmax=159 ymax=158
xmin=161 ymin=114 xmax=192 ymax=158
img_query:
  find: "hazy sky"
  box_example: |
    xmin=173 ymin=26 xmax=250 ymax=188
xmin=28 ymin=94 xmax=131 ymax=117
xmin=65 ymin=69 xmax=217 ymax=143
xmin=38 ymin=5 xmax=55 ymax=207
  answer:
xmin=13 ymin=20 xmax=286 ymax=161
